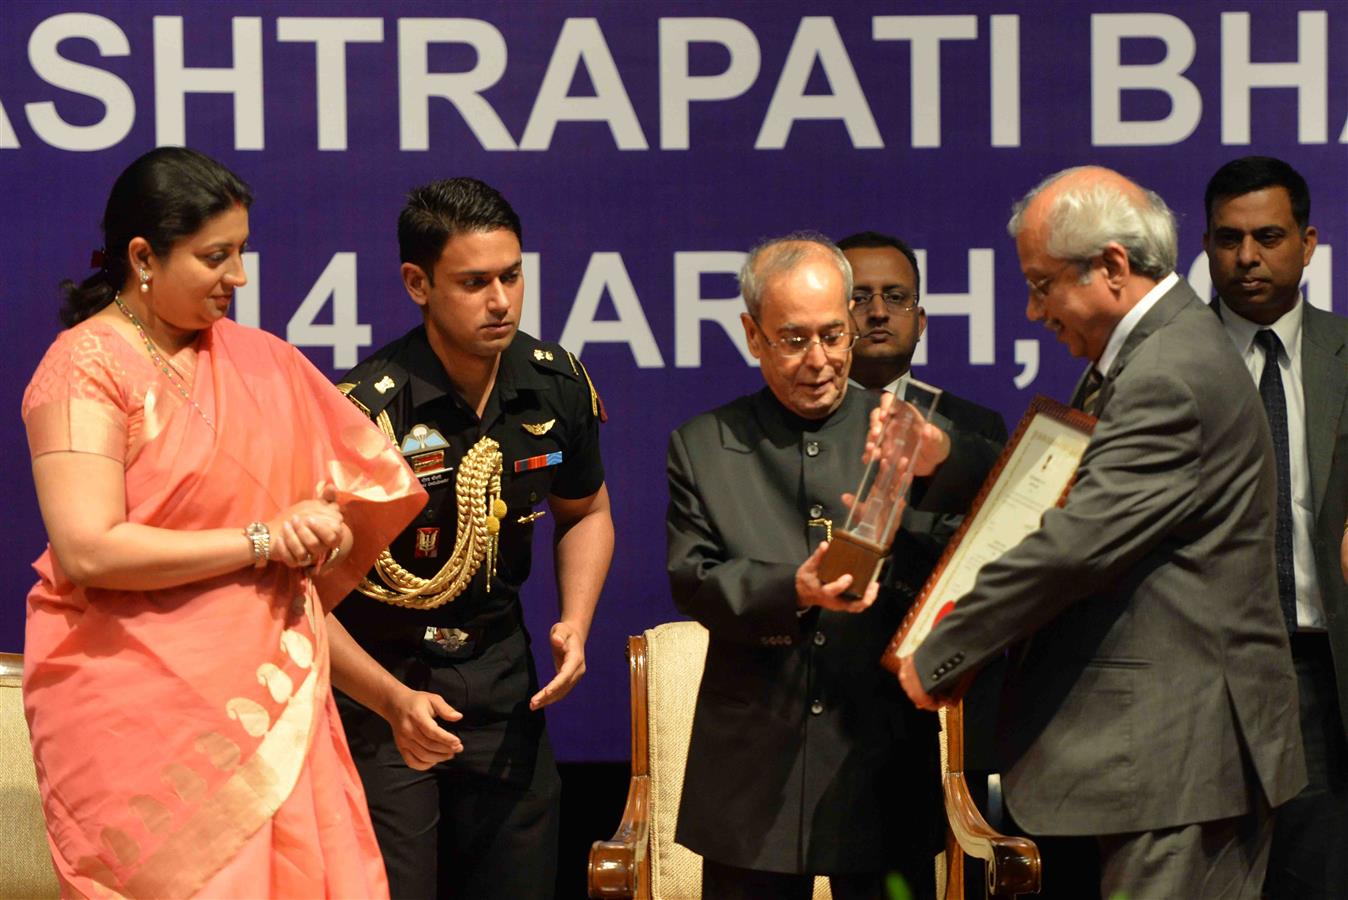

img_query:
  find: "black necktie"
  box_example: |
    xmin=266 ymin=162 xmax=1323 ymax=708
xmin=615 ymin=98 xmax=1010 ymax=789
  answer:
xmin=1255 ymin=329 xmax=1297 ymax=632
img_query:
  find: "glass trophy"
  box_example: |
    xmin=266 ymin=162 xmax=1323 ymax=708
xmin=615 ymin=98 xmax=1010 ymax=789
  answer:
xmin=818 ymin=379 xmax=942 ymax=598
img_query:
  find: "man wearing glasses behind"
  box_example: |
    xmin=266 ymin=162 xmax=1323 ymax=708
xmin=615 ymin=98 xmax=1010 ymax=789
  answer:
xmin=839 ymin=232 xmax=1006 ymax=595
xmin=667 ymin=232 xmax=992 ymax=899
xmin=838 ymin=231 xmax=1009 ymax=881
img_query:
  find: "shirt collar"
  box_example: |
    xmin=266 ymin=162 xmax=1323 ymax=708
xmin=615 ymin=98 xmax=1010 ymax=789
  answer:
xmin=1218 ymin=295 xmax=1303 ymax=362
xmin=404 ymin=326 xmax=549 ymax=412
xmin=845 ymin=371 xmax=909 ymax=396
xmin=1097 ymin=271 xmax=1178 ymax=377
xmin=405 ymin=326 xmax=455 ymax=409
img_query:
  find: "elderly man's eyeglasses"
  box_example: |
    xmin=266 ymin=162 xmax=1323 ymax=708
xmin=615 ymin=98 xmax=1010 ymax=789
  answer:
xmin=1026 ymin=262 xmax=1086 ymax=300
xmin=754 ymin=323 xmax=860 ymax=359
xmin=849 ymin=290 xmax=919 ymax=313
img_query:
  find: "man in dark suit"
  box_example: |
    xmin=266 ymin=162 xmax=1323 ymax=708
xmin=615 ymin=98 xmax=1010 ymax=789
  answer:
xmin=897 ymin=166 xmax=1307 ymax=898
xmin=838 ymin=231 xmax=1008 ymax=571
xmin=838 ymin=230 xmax=1008 ymax=872
xmin=1203 ymin=155 xmax=1347 ymax=898
xmin=667 ymin=232 xmax=986 ymax=900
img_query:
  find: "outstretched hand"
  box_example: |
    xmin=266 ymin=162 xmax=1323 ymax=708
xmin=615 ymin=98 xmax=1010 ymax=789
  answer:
xmin=383 ymin=687 xmax=464 ymax=770
xmin=531 ymin=621 xmax=587 ymax=710
xmin=863 ymin=396 xmax=951 ymax=477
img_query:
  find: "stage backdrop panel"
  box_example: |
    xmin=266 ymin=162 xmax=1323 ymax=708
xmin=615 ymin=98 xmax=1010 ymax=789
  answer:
xmin=2 ymin=0 xmax=1344 ymax=761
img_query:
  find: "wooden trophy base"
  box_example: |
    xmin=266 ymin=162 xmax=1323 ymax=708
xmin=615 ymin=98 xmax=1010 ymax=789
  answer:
xmin=817 ymin=530 xmax=887 ymax=599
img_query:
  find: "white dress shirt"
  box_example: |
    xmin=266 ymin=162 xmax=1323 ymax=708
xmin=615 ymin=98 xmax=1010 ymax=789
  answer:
xmin=1096 ymin=272 xmax=1179 ymax=378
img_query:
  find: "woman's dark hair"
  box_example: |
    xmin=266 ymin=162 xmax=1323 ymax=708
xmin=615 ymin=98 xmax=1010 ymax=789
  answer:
xmin=60 ymin=147 xmax=253 ymax=327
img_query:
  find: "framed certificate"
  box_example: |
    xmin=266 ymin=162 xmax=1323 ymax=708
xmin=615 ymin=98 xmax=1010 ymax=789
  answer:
xmin=882 ymin=396 xmax=1097 ymax=670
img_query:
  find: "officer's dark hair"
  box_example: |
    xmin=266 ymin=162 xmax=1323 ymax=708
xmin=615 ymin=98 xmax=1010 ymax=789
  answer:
xmin=398 ymin=178 xmax=523 ymax=284
xmin=1204 ymin=156 xmax=1311 ymax=231
xmin=836 ymin=231 xmax=922 ymax=301
xmin=59 ymin=147 xmax=253 ymax=328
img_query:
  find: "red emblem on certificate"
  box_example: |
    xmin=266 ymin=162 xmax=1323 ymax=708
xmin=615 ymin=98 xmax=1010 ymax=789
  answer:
xmin=415 ymin=527 xmax=440 ymax=558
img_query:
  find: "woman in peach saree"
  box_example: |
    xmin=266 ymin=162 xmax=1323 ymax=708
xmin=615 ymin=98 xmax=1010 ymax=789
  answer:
xmin=21 ymin=147 xmax=425 ymax=898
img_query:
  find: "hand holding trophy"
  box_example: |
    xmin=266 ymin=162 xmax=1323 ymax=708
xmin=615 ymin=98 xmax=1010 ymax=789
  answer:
xmin=818 ymin=380 xmax=942 ymax=598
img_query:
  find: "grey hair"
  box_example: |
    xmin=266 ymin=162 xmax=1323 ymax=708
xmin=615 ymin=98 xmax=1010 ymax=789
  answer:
xmin=1007 ymin=167 xmax=1177 ymax=280
xmin=739 ymin=230 xmax=853 ymax=318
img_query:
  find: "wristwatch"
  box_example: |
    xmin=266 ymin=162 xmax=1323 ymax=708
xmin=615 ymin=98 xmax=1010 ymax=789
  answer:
xmin=244 ymin=522 xmax=270 ymax=568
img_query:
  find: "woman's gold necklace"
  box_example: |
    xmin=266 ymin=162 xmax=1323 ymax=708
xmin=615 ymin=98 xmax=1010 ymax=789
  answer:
xmin=113 ymin=293 xmax=215 ymax=431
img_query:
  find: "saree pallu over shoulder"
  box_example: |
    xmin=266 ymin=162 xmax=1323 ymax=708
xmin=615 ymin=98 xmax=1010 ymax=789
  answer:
xmin=24 ymin=318 xmax=424 ymax=898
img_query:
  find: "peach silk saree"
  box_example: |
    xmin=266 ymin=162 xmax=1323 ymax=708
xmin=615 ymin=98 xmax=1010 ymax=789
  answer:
xmin=21 ymin=316 xmax=425 ymax=898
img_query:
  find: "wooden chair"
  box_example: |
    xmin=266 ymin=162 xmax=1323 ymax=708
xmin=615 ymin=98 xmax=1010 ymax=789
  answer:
xmin=587 ymin=622 xmax=831 ymax=900
xmin=0 ymin=652 xmax=60 ymax=899
xmin=588 ymin=621 xmax=1039 ymax=899
xmin=938 ymin=702 xmax=1041 ymax=898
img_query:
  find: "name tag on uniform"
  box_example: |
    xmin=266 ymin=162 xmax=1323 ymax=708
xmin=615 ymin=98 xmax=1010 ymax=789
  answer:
xmin=410 ymin=450 xmax=446 ymax=476
xmin=514 ymin=451 xmax=563 ymax=473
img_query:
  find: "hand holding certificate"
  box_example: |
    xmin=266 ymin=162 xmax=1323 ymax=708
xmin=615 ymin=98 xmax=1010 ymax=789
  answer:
xmin=881 ymin=396 xmax=1097 ymax=685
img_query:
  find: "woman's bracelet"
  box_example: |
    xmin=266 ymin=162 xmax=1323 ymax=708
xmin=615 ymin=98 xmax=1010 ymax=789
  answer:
xmin=243 ymin=522 xmax=271 ymax=568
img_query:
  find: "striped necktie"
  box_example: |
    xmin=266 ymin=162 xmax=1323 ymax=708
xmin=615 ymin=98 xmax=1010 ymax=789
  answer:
xmin=1077 ymin=368 xmax=1104 ymax=416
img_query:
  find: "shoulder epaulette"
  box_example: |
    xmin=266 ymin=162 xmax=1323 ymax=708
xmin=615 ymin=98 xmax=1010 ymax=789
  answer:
xmin=520 ymin=336 xmax=579 ymax=379
xmin=337 ymin=362 xmax=407 ymax=419
xmin=517 ymin=334 xmax=607 ymax=423
xmin=564 ymin=350 xmax=607 ymax=423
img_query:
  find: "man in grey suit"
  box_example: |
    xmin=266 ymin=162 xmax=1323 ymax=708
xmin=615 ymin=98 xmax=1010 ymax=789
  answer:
xmin=668 ymin=232 xmax=983 ymax=899
xmin=896 ymin=166 xmax=1307 ymax=898
xmin=1203 ymin=156 xmax=1347 ymax=898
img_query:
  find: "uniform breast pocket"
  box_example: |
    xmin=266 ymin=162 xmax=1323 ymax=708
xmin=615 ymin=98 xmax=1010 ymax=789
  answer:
xmin=501 ymin=467 xmax=551 ymax=527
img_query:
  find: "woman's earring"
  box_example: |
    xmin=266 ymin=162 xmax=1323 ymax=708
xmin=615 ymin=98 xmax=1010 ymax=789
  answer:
xmin=139 ymin=268 xmax=150 ymax=293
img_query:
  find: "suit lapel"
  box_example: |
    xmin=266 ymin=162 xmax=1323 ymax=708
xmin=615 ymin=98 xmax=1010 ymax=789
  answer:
xmin=1091 ymin=280 xmax=1197 ymax=416
xmin=1300 ymin=305 xmax=1348 ymax=518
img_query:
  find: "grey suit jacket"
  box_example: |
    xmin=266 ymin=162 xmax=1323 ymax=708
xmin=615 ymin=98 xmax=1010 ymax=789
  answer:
xmin=1297 ymin=303 xmax=1348 ymax=742
xmin=914 ymin=278 xmax=1307 ymax=836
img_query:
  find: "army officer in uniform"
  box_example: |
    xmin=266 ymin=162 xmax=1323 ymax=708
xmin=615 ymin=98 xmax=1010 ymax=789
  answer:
xmin=327 ymin=178 xmax=613 ymax=899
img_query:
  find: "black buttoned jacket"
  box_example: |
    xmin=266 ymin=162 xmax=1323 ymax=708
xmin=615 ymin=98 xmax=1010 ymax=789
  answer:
xmin=667 ymin=386 xmax=996 ymax=874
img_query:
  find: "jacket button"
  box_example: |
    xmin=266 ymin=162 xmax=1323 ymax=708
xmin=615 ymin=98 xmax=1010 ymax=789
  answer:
xmin=809 ymin=503 xmax=824 ymax=518
xmin=813 ymin=631 xmax=826 ymax=646
xmin=810 ymin=700 xmax=824 ymax=715
xmin=805 ymin=441 xmax=820 ymax=457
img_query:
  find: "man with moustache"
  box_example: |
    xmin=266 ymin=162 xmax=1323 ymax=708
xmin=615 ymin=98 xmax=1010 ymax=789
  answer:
xmin=837 ymin=231 xmax=1006 ymax=597
xmin=668 ymin=232 xmax=994 ymax=899
xmin=896 ymin=167 xmax=1305 ymax=897
xmin=327 ymin=178 xmax=614 ymax=899
xmin=1203 ymin=156 xmax=1347 ymax=898
xmin=838 ymin=231 xmax=1008 ymax=866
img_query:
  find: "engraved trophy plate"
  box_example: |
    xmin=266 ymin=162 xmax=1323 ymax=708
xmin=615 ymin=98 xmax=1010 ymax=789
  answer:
xmin=818 ymin=380 xmax=942 ymax=598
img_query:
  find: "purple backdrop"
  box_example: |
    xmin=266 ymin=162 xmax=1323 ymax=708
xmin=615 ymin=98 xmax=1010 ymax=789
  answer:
xmin=2 ymin=0 xmax=1345 ymax=762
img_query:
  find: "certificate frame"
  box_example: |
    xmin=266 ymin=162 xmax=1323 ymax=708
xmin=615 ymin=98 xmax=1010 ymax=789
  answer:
xmin=881 ymin=395 xmax=1097 ymax=673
